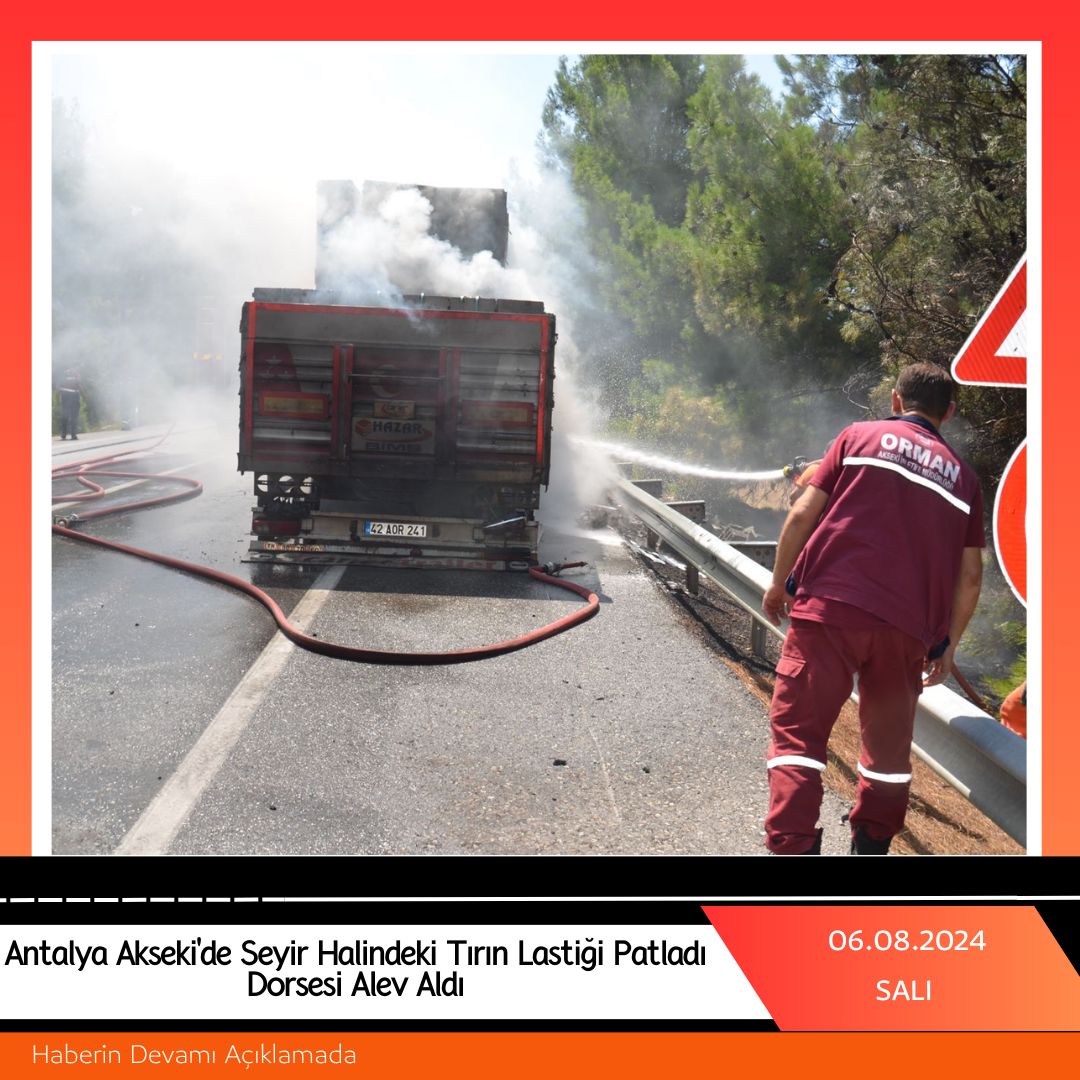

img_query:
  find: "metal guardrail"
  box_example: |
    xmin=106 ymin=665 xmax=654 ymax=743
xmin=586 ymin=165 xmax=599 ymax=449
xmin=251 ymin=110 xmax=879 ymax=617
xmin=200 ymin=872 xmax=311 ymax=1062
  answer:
xmin=614 ymin=476 xmax=1027 ymax=846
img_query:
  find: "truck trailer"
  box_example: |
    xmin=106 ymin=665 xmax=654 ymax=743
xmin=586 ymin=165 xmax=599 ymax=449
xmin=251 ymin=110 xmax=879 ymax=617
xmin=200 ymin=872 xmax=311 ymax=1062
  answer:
xmin=237 ymin=184 xmax=556 ymax=569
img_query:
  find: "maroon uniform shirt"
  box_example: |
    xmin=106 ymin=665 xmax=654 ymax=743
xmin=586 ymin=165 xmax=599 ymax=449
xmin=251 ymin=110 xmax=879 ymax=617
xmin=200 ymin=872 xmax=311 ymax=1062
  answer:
xmin=789 ymin=415 xmax=985 ymax=650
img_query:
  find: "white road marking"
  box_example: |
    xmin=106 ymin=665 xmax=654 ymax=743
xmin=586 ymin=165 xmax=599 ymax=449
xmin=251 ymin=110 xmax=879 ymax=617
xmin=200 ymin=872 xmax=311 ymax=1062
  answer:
xmin=113 ymin=564 xmax=347 ymax=856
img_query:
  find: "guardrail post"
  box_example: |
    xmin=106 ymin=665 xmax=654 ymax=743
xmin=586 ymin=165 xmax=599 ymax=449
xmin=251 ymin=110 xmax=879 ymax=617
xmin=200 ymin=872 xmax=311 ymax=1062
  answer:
xmin=645 ymin=528 xmax=659 ymax=551
xmin=667 ymin=500 xmax=707 ymax=524
xmin=750 ymin=618 xmax=769 ymax=659
xmin=685 ymin=564 xmax=700 ymax=595
xmin=632 ymin=479 xmax=665 ymax=499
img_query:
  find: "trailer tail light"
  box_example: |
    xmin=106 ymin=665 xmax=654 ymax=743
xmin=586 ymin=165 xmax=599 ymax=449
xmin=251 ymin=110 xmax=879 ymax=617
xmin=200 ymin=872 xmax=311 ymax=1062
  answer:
xmin=252 ymin=517 xmax=301 ymax=536
xmin=257 ymin=391 xmax=330 ymax=420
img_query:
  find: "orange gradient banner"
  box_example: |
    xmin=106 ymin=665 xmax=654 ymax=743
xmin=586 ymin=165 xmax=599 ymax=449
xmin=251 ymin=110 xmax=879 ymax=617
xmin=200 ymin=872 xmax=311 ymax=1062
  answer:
xmin=3 ymin=1033 xmax=1080 ymax=1079
xmin=705 ymin=906 xmax=1080 ymax=1030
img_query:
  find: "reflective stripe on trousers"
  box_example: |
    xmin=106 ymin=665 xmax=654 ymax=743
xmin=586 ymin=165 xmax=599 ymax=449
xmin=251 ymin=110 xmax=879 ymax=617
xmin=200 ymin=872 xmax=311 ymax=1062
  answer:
xmin=765 ymin=617 xmax=925 ymax=854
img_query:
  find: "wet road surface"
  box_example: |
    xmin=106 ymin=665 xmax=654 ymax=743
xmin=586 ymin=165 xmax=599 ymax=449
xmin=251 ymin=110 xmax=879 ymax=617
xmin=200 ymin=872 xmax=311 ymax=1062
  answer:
xmin=51 ymin=427 xmax=851 ymax=856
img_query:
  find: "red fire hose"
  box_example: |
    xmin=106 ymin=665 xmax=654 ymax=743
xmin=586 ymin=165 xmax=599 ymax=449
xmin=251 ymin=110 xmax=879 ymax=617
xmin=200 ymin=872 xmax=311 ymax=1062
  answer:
xmin=950 ymin=664 xmax=991 ymax=712
xmin=52 ymin=442 xmax=599 ymax=666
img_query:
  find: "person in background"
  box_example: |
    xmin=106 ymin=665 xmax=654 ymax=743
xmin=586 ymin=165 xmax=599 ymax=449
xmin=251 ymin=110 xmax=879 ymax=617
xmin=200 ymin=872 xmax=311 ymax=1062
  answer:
xmin=762 ymin=362 xmax=985 ymax=856
xmin=1000 ymin=681 xmax=1027 ymax=739
xmin=58 ymin=369 xmax=82 ymax=441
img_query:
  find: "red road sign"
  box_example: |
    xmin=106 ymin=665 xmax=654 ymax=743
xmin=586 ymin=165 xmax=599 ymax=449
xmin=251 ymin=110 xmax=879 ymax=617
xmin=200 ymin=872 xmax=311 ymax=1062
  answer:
xmin=993 ymin=439 xmax=1026 ymax=607
xmin=951 ymin=256 xmax=1027 ymax=387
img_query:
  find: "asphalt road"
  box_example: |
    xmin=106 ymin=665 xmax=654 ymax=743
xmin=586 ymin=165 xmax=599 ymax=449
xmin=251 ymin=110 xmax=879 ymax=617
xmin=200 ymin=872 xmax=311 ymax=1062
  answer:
xmin=51 ymin=427 xmax=851 ymax=856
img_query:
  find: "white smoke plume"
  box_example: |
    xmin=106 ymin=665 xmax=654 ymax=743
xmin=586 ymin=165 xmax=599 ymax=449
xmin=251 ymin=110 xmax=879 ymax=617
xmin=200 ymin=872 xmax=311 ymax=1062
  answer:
xmin=50 ymin=96 xmax=312 ymax=450
xmin=318 ymin=186 xmax=523 ymax=304
xmin=50 ymin=54 xmax=614 ymax=524
xmin=314 ymin=173 xmax=618 ymax=524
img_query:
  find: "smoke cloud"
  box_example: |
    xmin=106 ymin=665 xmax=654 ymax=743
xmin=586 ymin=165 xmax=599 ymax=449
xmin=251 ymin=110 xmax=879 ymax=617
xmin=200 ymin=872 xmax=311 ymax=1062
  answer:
xmin=50 ymin=75 xmax=615 ymax=524
xmin=51 ymin=96 xmax=312 ymax=448
xmin=311 ymin=173 xmax=620 ymax=525
xmin=317 ymin=186 xmax=515 ymax=304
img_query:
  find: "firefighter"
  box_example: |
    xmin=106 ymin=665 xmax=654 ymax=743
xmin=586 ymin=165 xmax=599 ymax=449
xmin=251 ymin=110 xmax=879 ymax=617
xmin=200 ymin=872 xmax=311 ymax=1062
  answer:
xmin=58 ymin=368 xmax=82 ymax=440
xmin=762 ymin=363 xmax=985 ymax=855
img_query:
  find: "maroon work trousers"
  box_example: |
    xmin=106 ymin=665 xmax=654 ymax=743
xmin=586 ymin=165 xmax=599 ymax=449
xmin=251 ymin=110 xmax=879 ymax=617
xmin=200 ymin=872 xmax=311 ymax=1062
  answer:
xmin=765 ymin=617 xmax=926 ymax=855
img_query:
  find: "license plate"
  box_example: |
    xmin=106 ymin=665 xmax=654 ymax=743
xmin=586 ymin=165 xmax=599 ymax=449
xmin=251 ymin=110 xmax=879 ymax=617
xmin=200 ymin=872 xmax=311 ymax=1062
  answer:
xmin=363 ymin=521 xmax=428 ymax=538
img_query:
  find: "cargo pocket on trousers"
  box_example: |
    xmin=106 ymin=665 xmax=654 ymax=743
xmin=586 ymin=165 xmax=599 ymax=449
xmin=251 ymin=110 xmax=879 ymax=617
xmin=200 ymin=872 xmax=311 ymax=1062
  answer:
xmin=775 ymin=655 xmax=806 ymax=679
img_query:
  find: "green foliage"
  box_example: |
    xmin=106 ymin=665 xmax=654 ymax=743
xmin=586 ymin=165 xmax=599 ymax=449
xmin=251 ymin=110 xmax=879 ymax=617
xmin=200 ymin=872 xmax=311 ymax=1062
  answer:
xmin=542 ymin=55 xmax=703 ymax=226
xmin=782 ymin=55 xmax=1026 ymax=468
xmin=683 ymin=58 xmax=855 ymax=382
xmin=966 ymin=607 xmax=1026 ymax=708
xmin=981 ymin=628 xmax=1026 ymax=704
xmin=542 ymin=51 xmax=1026 ymax=483
xmin=942 ymin=546 xmax=1026 ymax=711
xmin=541 ymin=56 xmax=707 ymax=359
xmin=611 ymin=361 xmax=730 ymax=456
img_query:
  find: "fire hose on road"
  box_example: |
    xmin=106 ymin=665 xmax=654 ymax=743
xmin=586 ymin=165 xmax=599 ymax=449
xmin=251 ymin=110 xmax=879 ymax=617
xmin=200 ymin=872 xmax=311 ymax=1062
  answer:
xmin=52 ymin=441 xmax=599 ymax=666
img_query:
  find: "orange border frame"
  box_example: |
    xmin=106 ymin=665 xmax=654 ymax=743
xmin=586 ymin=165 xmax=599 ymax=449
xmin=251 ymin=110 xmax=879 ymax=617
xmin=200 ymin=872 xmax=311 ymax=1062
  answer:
xmin=11 ymin=8 xmax=1075 ymax=859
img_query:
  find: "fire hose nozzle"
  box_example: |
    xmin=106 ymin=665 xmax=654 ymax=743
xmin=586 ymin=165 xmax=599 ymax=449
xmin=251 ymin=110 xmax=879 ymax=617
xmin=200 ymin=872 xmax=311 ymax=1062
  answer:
xmin=538 ymin=560 xmax=587 ymax=576
xmin=782 ymin=455 xmax=809 ymax=479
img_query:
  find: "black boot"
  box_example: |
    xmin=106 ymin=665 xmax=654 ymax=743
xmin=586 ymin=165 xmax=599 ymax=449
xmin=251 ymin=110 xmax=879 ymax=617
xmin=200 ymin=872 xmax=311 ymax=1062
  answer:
xmin=850 ymin=826 xmax=892 ymax=855
xmin=796 ymin=828 xmax=823 ymax=854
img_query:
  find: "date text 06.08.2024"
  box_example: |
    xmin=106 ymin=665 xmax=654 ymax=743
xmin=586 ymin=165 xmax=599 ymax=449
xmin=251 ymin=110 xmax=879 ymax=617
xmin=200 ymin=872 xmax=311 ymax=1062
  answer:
xmin=828 ymin=929 xmax=987 ymax=952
